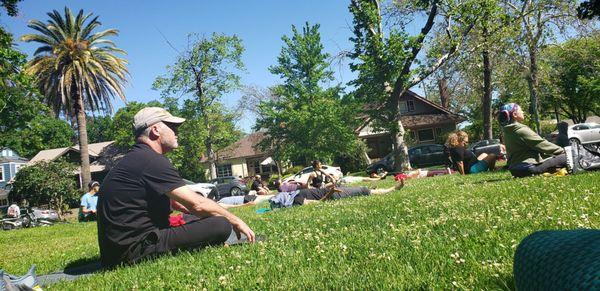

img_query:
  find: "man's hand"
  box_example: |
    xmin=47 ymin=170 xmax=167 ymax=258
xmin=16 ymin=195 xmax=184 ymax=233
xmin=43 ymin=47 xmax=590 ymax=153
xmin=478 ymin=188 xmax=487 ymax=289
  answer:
xmin=230 ymin=216 xmax=255 ymax=242
xmin=167 ymin=185 xmax=256 ymax=243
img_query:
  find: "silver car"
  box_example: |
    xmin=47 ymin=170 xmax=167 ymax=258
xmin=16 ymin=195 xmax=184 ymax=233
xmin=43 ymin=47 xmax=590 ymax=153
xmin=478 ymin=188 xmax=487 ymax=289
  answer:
xmin=568 ymin=123 xmax=600 ymax=145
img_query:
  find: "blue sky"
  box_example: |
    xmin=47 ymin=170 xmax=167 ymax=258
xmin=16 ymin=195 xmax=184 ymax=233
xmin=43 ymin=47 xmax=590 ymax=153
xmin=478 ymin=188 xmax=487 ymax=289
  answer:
xmin=1 ymin=1 xmax=360 ymax=132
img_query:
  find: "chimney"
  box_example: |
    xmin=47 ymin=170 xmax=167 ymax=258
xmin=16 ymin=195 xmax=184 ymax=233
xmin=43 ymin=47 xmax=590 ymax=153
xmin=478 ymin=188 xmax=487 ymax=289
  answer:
xmin=438 ymin=78 xmax=449 ymax=108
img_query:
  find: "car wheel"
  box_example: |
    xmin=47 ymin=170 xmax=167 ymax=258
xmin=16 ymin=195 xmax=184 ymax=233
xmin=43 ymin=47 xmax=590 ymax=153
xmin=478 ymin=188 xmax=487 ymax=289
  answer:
xmin=569 ymin=138 xmax=580 ymax=146
xmin=230 ymin=187 xmax=242 ymax=196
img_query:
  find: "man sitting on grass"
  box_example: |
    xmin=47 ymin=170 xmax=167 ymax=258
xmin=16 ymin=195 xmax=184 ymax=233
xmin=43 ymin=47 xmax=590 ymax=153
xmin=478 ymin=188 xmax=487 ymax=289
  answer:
xmin=269 ymin=180 xmax=404 ymax=208
xmin=97 ymin=107 xmax=255 ymax=268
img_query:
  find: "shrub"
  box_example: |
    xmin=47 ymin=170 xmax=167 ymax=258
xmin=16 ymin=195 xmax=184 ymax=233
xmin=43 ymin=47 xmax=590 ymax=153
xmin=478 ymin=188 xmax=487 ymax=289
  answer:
xmin=9 ymin=159 xmax=80 ymax=219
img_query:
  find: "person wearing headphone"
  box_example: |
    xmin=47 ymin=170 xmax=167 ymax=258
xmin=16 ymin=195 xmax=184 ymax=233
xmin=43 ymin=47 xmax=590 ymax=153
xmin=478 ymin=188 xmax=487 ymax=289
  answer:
xmin=498 ymin=103 xmax=567 ymax=177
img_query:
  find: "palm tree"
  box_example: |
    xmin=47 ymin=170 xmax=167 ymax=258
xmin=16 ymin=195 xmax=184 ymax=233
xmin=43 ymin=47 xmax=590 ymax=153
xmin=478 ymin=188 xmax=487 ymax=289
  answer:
xmin=22 ymin=7 xmax=128 ymax=189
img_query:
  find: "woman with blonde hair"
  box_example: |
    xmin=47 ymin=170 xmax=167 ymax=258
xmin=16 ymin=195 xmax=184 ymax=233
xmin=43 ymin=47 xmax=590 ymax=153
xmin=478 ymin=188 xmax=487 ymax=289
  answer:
xmin=447 ymin=131 xmax=498 ymax=175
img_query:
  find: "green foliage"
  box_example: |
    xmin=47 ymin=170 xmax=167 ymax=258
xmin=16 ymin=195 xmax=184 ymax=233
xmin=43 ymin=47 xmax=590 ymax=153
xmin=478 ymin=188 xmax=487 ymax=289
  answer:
xmin=0 ymin=0 xmax=22 ymax=16
xmin=10 ymin=159 xmax=80 ymax=217
xmin=578 ymin=0 xmax=600 ymax=19
xmin=255 ymin=23 xmax=362 ymax=166
xmin=22 ymin=7 xmax=129 ymax=116
xmin=153 ymin=33 xmax=245 ymax=179
xmin=86 ymin=115 xmax=115 ymax=144
xmin=540 ymin=33 xmax=600 ymax=123
xmin=1 ymin=171 xmax=598 ymax=289
xmin=0 ymin=27 xmax=73 ymax=158
xmin=3 ymin=115 xmax=74 ymax=158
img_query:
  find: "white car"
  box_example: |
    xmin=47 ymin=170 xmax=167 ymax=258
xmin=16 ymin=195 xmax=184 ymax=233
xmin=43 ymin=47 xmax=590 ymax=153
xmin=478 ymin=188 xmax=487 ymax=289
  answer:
xmin=568 ymin=123 xmax=600 ymax=145
xmin=183 ymin=179 xmax=217 ymax=198
xmin=282 ymin=165 xmax=343 ymax=184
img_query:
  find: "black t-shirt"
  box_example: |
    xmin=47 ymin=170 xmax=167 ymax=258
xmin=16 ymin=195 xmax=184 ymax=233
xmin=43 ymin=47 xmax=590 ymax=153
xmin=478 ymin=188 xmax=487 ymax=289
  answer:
xmin=251 ymin=180 xmax=262 ymax=192
xmin=97 ymin=143 xmax=185 ymax=267
xmin=449 ymin=146 xmax=478 ymax=172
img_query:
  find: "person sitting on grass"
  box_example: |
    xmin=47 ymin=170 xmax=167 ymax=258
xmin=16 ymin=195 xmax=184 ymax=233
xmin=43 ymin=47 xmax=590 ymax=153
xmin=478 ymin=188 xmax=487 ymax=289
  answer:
xmin=307 ymin=160 xmax=337 ymax=189
xmin=498 ymin=103 xmax=567 ymax=177
xmin=79 ymin=181 xmax=100 ymax=222
xmin=447 ymin=131 xmax=498 ymax=175
xmin=97 ymin=107 xmax=254 ymax=268
xmin=251 ymin=175 xmax=271 ymax=195
xmin=269 ymin=180 xmax=404 ymax=208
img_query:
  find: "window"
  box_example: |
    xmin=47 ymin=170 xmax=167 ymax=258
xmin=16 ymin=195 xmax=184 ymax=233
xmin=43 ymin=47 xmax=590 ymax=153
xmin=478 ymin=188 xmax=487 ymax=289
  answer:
xmin=0 ymin=166 xmax=4 ymax=182
xmin=399 ymin=100 xmax=415 ymax=113
xmin=217 ymin=164 xmax=232 ymax=177
xmin=434 ymin=127 xmax=442 ymax=137
xmin=407 ymin=100 xmax=415 ymax=112
xmin=248 ymin=160 xmax=260 ymax=174
xmin=417 ymin=128 xmax=435 ymax=142
xmin=14 ymin=164 xmax=22 ymax=175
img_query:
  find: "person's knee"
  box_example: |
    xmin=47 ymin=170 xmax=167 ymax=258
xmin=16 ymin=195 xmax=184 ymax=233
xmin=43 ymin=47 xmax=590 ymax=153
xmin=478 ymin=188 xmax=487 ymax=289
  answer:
xmin=211 ymin=216 xmax=233 ymax=241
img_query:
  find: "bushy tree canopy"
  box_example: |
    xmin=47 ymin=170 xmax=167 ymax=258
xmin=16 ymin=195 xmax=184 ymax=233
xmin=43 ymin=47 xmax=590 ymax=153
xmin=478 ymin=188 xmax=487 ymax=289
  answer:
xmin=10 ymin=159 xmax=79 ymax=218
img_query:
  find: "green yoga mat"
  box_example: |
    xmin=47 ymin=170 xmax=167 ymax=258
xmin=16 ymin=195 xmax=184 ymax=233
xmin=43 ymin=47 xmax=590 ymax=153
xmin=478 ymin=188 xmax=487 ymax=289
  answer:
xmin=513 ymin=229 xmax=600 ymax=290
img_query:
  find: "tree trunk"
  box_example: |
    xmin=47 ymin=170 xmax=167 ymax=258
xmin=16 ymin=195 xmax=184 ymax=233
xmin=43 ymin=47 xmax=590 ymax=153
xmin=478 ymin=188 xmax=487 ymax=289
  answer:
xmin=527 ymin=49 xmax=542 ymax=134
xmin=390 ymin=93 xmax=411 ymax=172
xmin=74 ymin=96 xmax=91 ymax=190
xmin=482 ymin=41 xmax=493 ymax=140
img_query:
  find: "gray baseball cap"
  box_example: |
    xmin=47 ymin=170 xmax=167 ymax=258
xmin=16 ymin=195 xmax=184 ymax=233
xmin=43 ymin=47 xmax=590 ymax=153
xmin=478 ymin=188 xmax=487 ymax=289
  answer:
xmin=133 ymin=107 xmax=185 ymax=135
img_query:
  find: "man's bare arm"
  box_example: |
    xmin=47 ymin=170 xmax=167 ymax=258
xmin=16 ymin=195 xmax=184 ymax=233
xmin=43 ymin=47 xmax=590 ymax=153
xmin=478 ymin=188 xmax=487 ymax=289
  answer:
xmin=167 ymin=186 xmax=255 ymax=242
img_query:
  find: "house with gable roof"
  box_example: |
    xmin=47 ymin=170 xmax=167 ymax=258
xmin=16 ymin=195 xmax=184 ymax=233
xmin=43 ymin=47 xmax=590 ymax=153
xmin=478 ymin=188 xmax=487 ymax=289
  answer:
xmin=356 ymin=90 xmax=465 ymax=159
xmin=0 ymin=147 xmax=29 ymax=206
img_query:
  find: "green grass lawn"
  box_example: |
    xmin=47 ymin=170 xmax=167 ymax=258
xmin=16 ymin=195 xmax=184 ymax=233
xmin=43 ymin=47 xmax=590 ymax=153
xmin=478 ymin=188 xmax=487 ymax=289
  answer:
xmin=1 ymin=170 xmax=599 ymax=289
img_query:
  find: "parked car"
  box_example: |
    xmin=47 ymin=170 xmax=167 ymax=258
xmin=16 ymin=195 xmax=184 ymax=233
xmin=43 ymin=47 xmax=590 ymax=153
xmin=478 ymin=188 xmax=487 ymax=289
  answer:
xmin=568 ymin=123 xmax=600 ymax=145
xmin=208 ymin=176 xmax=248 ymax=198
xmin=282 ymin=165 xmax=343 ymax=184
xmin=468 ymin=139 xmax=505 ymax=159
xmin=184 ymin=179 xmax=218 ymax=199
xmin=365 ymin=144 xmax=449 ymax=174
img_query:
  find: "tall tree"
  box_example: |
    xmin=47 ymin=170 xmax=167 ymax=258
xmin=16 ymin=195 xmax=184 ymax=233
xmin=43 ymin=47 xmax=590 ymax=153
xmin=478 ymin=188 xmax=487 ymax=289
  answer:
xmin=22 ymin=7 xmax=128 ymax=188
xmin=0 ymin=27 xmax=73 ymax=158
xmin=349 ymin=0 xmax=477 ymax=171
xmin=504 ymin=0 xmax=580 ymax=134
xmin=154 ymin=33 xmax=244 ymax=179
xmin=540 ymin=33 xmax=600 ymax=123
xmin=255 ymin=23 xmax=362 ymax=167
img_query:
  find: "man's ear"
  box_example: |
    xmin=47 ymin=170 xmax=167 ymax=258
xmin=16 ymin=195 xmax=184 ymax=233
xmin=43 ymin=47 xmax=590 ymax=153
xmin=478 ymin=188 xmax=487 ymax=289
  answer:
xmin=148 ymin=124 xmax=161 ymax=140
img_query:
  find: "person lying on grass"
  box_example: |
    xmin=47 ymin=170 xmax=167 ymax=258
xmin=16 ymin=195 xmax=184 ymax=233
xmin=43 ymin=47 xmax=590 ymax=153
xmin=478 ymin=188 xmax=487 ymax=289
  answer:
xmin=269 ymin=180 xmax=404 ymax=209
xmin=446 ymin=131 xmax=500 ymax=175
xmin=97 ymin=107 xmax=254 ymax=269
xmin=216 ymin=194 xmax=275 ymax=209
xmin=497 ymin=103 xmax=567 ymax=178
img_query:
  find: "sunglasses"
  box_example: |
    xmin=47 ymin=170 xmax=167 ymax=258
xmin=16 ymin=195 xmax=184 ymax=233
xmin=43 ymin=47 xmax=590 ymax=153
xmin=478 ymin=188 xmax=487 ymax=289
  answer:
xmin=162 ymin=122 xmax=180 ymax=134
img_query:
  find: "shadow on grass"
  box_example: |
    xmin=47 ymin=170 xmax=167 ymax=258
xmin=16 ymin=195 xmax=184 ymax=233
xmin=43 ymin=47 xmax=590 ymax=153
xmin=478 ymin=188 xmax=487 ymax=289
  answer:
xmin=63 ymin=256 xmax=102 ymax=275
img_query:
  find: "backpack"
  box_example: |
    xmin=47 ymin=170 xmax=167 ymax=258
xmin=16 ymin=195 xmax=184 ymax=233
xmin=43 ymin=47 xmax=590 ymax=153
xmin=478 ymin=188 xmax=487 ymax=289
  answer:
xmin=566 ymin=142 xmax=600 ymax=173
